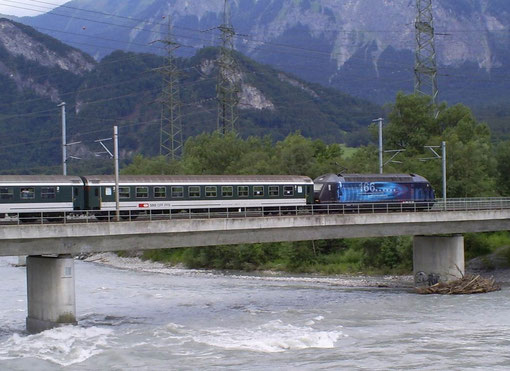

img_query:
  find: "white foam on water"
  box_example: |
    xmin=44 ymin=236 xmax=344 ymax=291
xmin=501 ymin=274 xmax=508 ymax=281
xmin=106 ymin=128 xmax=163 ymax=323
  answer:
xmin=190 ymin=320 xmax=343 ymax=353
xmin=0 ymin=326 xmax=114 ymax=366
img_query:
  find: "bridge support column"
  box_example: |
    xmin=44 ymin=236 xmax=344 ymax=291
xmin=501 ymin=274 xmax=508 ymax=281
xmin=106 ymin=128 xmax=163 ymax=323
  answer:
xmin=26 ymin=255 xmax=77 ymax=334
xmin=17 ymin=256 xmax=26 ymax=266
xmin=413 ymin=235 xmax=464 ymax=287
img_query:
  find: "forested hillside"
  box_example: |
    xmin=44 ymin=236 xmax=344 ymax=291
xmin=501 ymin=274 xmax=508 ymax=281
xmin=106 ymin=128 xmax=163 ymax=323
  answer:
xmin=0 ymin=19 xmax=380 ymax=174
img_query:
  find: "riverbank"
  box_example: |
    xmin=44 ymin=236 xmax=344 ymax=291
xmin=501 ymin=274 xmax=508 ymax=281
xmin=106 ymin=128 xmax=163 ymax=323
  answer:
xmin=83 ymin=252 xmax=416 ymax=288
xmin=83 ymin=251 xmax=510 ymax=289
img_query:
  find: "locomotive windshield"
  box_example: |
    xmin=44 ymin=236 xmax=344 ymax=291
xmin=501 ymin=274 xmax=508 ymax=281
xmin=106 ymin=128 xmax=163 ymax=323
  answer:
xmin=313 ymin=183 xmax=324 ymax=192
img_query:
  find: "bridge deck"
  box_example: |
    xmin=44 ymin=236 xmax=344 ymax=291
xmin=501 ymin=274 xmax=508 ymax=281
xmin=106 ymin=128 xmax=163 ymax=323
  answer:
xmin=0 ymin=201 xmax=508 ymax=257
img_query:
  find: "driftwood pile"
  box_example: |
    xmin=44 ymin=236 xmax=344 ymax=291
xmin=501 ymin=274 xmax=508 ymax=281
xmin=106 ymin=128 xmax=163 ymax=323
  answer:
xmin=416 ymin=274 xmax=501 ymax=295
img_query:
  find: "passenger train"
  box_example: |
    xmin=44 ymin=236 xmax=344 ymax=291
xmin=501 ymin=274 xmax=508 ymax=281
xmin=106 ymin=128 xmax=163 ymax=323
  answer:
xmin=0 ymin=173 xmax=435 ymax=221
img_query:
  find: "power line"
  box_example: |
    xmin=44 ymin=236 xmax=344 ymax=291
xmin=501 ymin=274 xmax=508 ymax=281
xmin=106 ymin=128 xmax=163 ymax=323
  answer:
xmin=17 ymin=0 xmax=510 ymax=35
xmin=5 ymin=0 xmax=491 ymax=92
xmin=0 ymin=0 xmax=477 ymax=74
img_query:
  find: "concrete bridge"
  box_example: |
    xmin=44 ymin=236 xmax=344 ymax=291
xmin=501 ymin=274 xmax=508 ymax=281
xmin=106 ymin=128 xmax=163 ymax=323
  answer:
xmin=2 ymin=198 xmax=509 ymax=333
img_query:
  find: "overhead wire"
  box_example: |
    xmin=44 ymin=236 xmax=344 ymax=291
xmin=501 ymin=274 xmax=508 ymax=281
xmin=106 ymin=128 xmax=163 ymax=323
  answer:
xmin=6 ymin=0 xmax=499 ymax=88
xmin=0 ymin=0 xmax=507 ymax=162
xmin=0 ymin=0 xmax=422 ymax=73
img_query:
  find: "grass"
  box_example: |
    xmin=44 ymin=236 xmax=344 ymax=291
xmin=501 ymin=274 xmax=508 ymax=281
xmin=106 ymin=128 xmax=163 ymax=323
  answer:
xmin=340 ymin=144 xmax=359 ymax=158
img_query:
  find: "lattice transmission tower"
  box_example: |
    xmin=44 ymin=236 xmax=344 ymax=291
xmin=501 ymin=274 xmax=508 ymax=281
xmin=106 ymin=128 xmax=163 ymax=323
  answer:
xmin=414 ymin=0 xmax=438 ymax=106
xmin=158 ymin=17 xmax=183 ymax=159
xmin=216 ymin=0 xmax=240 ymax=134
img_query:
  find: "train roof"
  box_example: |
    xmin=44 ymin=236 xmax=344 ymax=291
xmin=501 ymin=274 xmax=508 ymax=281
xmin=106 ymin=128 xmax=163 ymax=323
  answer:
xmin=340 ymin=173 xmax=429 ymax=182
xmin=0 ymin=175 xmax=83 ymax=186
xmin=314 ymin=173 xmax=430 ymax=183
xmin=82 ymin=175 xmax=314 ymax=186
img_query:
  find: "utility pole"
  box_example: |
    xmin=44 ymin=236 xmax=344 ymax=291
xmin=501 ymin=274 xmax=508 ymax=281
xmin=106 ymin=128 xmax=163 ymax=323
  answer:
xmin=420 ymin=141 xmax=447 ymax=210
xmin=216 ymin=0 xmax=240 ymax=134
xmin=372 ymin=118 xmax=384 ymax=174
xmin=58 ymin=102 xmax=66 ymax=176
xmin=414 ymin=0 xmax=438 ymax=108
xmin=114 ymin=126 xmax=120 ymax=222
xmin=441 ymin=140 xmax=446 ymax=208
xmin=156 ymin=16 xmax=183 ymax=160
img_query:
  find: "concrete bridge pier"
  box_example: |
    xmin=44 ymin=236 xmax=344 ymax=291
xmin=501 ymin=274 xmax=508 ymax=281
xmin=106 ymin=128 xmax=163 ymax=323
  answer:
xmin=413 ymin=235 xmax=465 ymax=287
xmin=26 ymin=255 xmax=77 ymax=334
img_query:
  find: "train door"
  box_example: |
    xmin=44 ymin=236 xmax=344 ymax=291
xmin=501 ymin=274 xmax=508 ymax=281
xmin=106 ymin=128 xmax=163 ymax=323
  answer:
xmin=72 ymin=186 xmax=85 ymax=210
xmin=92 ymin=187 xmax=101 ymax=210
xmin=83 ymin=186 xmax=101 ymax=210
xmin=414 ymin=184 xmax=424 ymax=202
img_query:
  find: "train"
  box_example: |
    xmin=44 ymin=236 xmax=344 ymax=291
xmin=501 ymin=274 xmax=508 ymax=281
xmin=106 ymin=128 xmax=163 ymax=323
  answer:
xmin=0 ymin=173 xmax=435 ymax=221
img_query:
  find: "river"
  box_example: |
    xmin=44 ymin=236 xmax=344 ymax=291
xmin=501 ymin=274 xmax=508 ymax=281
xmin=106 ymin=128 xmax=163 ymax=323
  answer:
xmin=0 ymin=254 xmax=509 ymax=370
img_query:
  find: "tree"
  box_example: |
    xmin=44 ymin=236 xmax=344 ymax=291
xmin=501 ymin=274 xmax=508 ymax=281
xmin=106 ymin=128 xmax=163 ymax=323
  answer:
xmin=495 ymin=141 xmax=510 ymax=196
xmin=385 ymin=92 xmax=439 ymax=153
xmin=273 ymin=132 xmax=317 ymax=175
xmin=181 ymin=132 xmax=245 ymax=174
xmin=383 ymin=93 xmax=497 ymax=197
xmin=122 ymin=154 xmax=182 ymax=175
xmin=442 ymin=118 xmax=496 ymax=197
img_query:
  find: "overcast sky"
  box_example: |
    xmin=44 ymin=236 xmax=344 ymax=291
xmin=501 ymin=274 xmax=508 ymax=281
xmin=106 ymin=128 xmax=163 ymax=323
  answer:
xmin=0 ymin=0 xmax=68 ymax=17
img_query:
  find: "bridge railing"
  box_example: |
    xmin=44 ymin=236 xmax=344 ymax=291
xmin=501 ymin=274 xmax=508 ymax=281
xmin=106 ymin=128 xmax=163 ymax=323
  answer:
xmin=2 ymin=198 xmax=510 ymax=225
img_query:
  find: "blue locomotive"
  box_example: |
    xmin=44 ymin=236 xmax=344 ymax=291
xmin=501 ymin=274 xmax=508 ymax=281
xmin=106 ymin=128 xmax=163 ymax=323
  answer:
xmin=313 ymin=173 xmax=435 ymax=206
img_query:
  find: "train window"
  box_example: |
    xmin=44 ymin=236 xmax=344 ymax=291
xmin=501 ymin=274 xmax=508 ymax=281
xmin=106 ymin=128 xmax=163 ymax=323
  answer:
xmin=205 ymin=186 xmax=217 ymax=197
xmin=284 ymin=186 xmax=294 ymax=196
xmin=238 ymin=186 xmax=249 ymax=197
xmin=313 ymin=184 xmax=324 ymax=192
xmin=222 ymin=186 xmax=233 ymax=197
xmin=253 ymin=186 xmax=264 ymax=196
xmin=0 ymin=187 xmax=13 ymax=200
xmin=119 ymin=187 xmax=130 ymax=199
xmin=41 ymin=187 xmax=56 ymax=199
xmin=105 ymin=187 xmax=112 ymax=196
xmin=189 ymin=186 xmax=200 ymax=198
xmin=154 ymin=187 xmax=166 ymax=198
xmin=20 ymin=187 xmax=35 ymax=200
xmin=269 ymin=186 xmax=279 ymax=196
xmin=298 ymin=186 xmax=303 ymax=193
xmin=95 ymin=188 xmax=99 ymax=197
xmin=171 ymin=186 xmax=183 ymax=198
xmin=136 ymin=187 xmax=149 ymax=198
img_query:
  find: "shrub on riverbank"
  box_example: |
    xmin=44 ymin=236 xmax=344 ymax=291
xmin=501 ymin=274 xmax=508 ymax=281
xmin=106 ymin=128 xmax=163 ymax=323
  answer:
xmin=139 ymin=232 xmax=510 ymax=275
xmin=465 ymin=232 xmax=510 ymax=262
xmin=141 ymin=236 xmax=414 ymax=275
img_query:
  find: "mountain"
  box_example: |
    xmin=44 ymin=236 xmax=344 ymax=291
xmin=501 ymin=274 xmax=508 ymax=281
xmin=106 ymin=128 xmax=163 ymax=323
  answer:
xmin=21 ymin=0 xmax=510 ymax=106
xmin=0 ymin=18 xmax=380 ymax=173
xmin=0 ymin=18 xmax=96 ymax=173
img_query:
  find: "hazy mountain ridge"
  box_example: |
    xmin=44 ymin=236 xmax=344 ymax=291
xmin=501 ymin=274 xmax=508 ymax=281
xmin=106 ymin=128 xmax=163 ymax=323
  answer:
xmin=20 ymin=0 xmax=510 ymax=104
